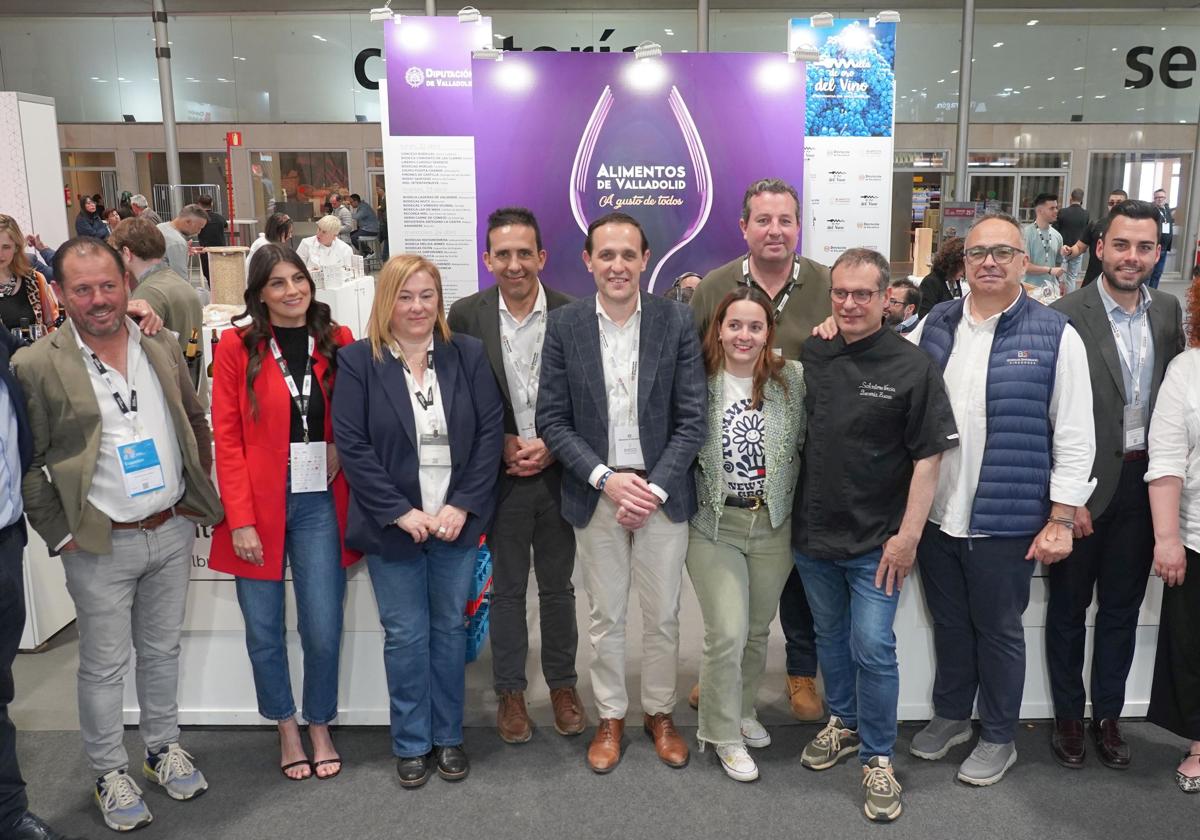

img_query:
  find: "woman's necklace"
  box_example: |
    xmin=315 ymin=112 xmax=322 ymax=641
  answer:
xmin=0 ymin=271 xmax=19 ymax=297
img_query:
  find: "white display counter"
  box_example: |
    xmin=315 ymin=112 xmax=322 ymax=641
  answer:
xmin=19 ymin=529 xmax=75 ymax=651
xmin=106 ymin=272 xmax=1169 ymax=723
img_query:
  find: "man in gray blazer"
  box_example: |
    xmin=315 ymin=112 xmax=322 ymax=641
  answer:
xmin=1047 ymin=199 xmax=1185 ymax=770
xmin=448 ymin=207 xmax=583 ymax=746
xmin=537 ymin=211 xmax=706 ymax=774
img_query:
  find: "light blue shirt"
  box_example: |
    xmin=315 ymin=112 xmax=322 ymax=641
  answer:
xmin=0 ymin=377 xmax=24 ymax=530
xmin=1096 ymin=280 xmax=1155 ymax=425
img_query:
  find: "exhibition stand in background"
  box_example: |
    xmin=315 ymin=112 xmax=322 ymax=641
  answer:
xmin=0 ymin=27 xmax=1156 ymax=726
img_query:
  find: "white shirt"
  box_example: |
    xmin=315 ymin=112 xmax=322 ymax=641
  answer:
xmin=907 ymin=292 xmax=1096 ymax=538
xmin=391 ymin=341 xmax=450 ymax=516
xmin=296 ymin=235 xmax=353 ymax=271
xmin=720 ymin=372 xmax=766 ymax=499
xmin=584 ymin=296 xmax=669 ymax=503
xmin=1146 ymin=348 xmax=1200 ymax=553
xmin=245 ymin=234 xmax=268 ymax=272
xmin=0 ymin=378 xmax=23 ymax=530
xmin=75 ymin=319 xmax=185 ymax=522
xmin=498 ymin=282 xmax=547 ymax=436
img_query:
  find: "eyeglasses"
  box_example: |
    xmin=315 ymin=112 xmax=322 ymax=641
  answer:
xmin=886 ymin=297 xmax=906 ymax=307
xmin=830 ymin=288 xmax=881 ymax=304
xmin=963 ymin=245 xmax=1024 ymax=265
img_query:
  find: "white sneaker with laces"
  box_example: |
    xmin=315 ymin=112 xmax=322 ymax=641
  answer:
xmin=95 ymin=769 xmax=153 ymax=832
xmin=740 ymin=717 xmax=772 ymax=749
xmin=716 ymin=743 xmax=759 ymax=782
xmin=143 ymin=743 xmax=208 ymax=801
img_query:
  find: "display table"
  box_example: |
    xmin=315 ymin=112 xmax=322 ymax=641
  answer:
xmin=19 ymin=528 xmax=75 ymax=651
xmin=108 ymin=271 xmax=1164 ymax=723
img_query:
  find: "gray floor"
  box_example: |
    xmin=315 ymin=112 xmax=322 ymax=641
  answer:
xmin=13 ymin=722 xmax=1198 ymax=840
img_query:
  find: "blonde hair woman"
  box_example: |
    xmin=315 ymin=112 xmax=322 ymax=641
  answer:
xmin=0 ymin=215 xmax=59 ymax=335
xmin=331 ymin=255 xmax=503 ymax=787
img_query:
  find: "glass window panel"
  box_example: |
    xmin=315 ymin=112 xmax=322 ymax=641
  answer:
xmin=232 ymin=15 xmax=356 ymax=122
xmin=167 ymin=17 xmax=238 ymax=122
xmin=489 ymin=10 xmax=695 ymax=54
xmin=366 ymin=151 xmax=385 ymax=169
xmin=250 ymin=151 xmax=350 ymax=231
xmin=112 ymin=18 xmax=163 ymax=123
xmin=0 ymin=18 xmax=122 ymax=122
xmin=351 ymin=13 xmax=386 ymax=122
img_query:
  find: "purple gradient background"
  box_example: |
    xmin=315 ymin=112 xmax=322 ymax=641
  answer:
xmin=386 ymin=16 xmax=491 ymax=137
xmin=471 ymin=52 xmax=806 ymax=297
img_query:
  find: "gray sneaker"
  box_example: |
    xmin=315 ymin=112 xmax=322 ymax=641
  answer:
xmin=862 ymin=756 xmax=903 ymax=822
xmin=957 ymin=739 xmax=1017 ymax=786
xmin=801 ymin=716 xmax=861 ymax=770
xmin=143 ymin=743 xmax=208 ymax=801
xmin=910 ymin=716 xmax=972 ymax=760
xmin=95 ymin=769 xmax=153 ymax=832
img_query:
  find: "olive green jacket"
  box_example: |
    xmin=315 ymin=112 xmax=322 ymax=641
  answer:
xmin=691 ymin=360 xmax=805 ymax=538
xmin=13 ymin=319 xmax=223 ymax=555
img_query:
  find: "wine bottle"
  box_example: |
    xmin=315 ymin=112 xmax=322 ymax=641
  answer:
xmin=206 ymin=331 xmax=219 ymax=378
xmin=185 ymin=328 xmax=202 ymax=389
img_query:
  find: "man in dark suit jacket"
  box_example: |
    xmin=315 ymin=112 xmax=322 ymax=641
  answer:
xmin=1047 ymin=199 xmax=1185 ymax=771
xmin=537 ymin=211 xmax=706 ymax=775
xmin=1150 ymin=188 xmax=1174 ymax=289
xmin=0 ymin=331 xmax=82 ymax=840
xmin=447 ymin=207 xmax=584 ymax=746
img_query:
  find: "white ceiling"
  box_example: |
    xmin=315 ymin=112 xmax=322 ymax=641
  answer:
xmin=5 ymin=1 xmax=1200 ymax=14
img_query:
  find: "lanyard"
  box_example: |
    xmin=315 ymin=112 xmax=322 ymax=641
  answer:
xmin=400 ymin=348 xmax=440 ymax=430
xmin=1105 ymin=307 xmax=1149 ymax=405
xmin=269 ymin=333 xmax=315 ymax=443
xmin=87 ymin=351 xmax=138 ymax=422
xmin=742 ymin=255 xmax=801 ymax=319
xmin=598 ymin=318 xmax=638 ymax=424
xmin=500 ymin=312 xmax=546 ymax=409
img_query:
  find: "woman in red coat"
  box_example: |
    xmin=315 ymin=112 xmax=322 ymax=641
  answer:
xmin=210 ymin=243 xmax=358 ymax=780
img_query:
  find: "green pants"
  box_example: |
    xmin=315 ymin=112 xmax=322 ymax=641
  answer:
xmin=685 ymin=506 xmax=794 ymax=746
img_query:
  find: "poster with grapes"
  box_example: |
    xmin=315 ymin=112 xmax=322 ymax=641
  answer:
xmin=470 ymin=51 xmax=807 ymax=297
xmin=790 ymin=18 xmax=898 ymax=262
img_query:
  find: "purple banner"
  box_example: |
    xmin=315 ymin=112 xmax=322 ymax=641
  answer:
xmin=386 ymin=16 xmax=492 ymax=137
xmin=472 ymin=52 xmax=805 ymax=297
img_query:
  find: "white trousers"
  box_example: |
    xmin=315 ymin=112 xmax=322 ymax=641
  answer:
xmin=574 ymin=494 xmax=689 ymax=720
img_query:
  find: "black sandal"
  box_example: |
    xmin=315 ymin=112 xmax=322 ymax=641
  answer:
xmin=313 ymin=758 xmax=342 ymax=780
xmin=281 ymin=760 xmax=313 ymax=781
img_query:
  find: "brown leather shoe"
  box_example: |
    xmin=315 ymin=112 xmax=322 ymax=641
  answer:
xmin=1051 ymin=718 xmax=1085 ymax=769
xmin=496 ymin=690 xmax=533 ymax=744
xmin=550 ymin=686 xmax=586 ymax=736
xmin=786 ymin=676 xmax=825 ymax=721
xmin=643 ymin=712 xmax=689 ymax=768
xmin=688 ymin=682 xmax=700 ymax=710
xmin=587 ymin=718 xmax=624 ymax=773
xmin=1090 ymin=719 xmax=1130 ymax=769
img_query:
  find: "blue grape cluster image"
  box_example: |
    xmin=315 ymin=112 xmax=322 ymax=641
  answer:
xmin=806 ymin=24 xmax=896 ymax=138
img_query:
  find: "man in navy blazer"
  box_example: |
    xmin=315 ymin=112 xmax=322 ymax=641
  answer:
xmin=537 ymin=211 xmax=706 ymax=774
xmin=0 ymin=331 xmax=80 ymax=840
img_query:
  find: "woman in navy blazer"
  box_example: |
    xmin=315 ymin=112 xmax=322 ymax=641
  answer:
xmin=331 ymin=254 xmax=503 ymax=788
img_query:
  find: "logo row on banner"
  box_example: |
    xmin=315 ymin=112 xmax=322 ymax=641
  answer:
xmin=380 ymin=15 xmax=897 ymax=302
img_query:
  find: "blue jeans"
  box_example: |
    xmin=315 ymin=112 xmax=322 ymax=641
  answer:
xmin=794 ymin=548 xmax=899 ymax=762
xmin=916 ymin=522 xmax=1035 ymax=744
xmin=367 ymin=540 xmax=476 ymax=758
xmin=235 ymin=489 xmax=346 ymax=724
xmin=1149 ymin=249 xmax=1168 ymax=289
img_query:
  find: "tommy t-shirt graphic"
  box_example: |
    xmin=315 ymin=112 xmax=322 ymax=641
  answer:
xmin=721 ymin=372 xmax=766 ymax=499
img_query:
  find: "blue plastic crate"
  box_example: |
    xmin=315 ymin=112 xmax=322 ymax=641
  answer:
xmin=470 ymin=539 xmax=493 ymax=605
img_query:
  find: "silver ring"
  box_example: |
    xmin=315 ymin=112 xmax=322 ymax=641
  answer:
xmin=438 ymin=526 xmax=447 ymax=533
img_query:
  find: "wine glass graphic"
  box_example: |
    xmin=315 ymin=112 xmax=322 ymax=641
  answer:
xmin=568 ymin=83 xmax=713 ymax=293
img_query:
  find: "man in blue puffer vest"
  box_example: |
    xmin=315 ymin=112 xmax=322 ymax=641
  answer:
xmin=905 ymin=213 xmax=1097 ymax=786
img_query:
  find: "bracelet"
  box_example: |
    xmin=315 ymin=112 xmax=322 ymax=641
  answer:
xmin=1048 ymin=516 xmax=1074 ymax=529
xmin=597 ymin=469 xmax=614 ymax=492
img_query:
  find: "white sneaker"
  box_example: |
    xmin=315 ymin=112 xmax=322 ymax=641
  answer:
xmin=740 ymin=717 xmax=772 ymax=749
xmin=716 ymin=743 xmax=759 ymax=782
